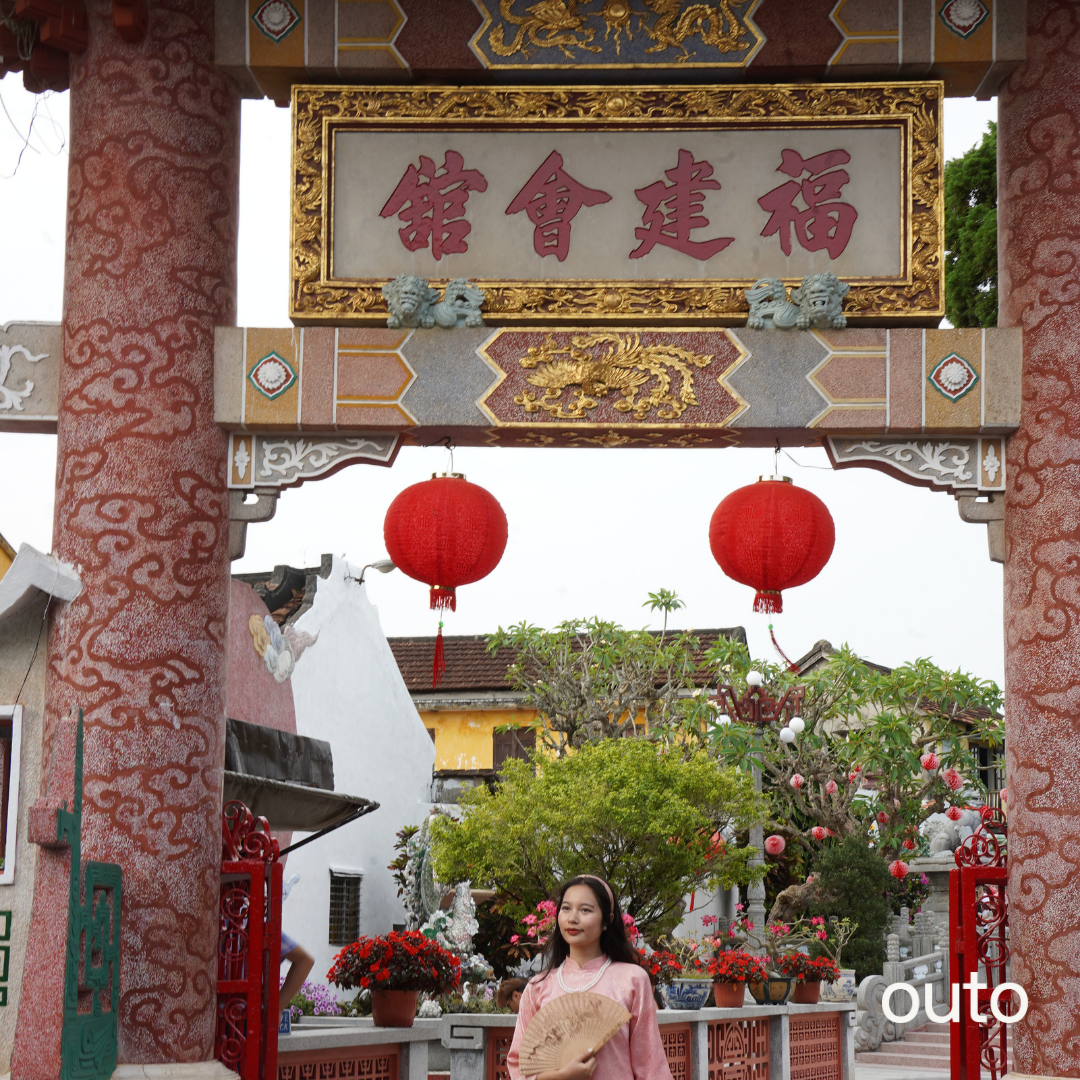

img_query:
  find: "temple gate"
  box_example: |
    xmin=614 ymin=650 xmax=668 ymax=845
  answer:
xmin=0 ymin=2 xmax=1076 ymax=1078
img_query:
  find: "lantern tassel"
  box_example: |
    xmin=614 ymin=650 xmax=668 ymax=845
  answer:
xmin=769 ymin=623 xmax=801 ymax=674
xmin=430 ymin=585 xmax=457 ymax=612
xmin=753 ymin=590 xmax=782 ymax=614
xmin=432 ymin=621 xmax=446 ymax=689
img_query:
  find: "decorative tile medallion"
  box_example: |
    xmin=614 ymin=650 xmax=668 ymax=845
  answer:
xmin=249 ymin=352 xmax=297 ymax=400
xmin=252 ymin=0 xmax=301 ymax=42
xmin=928 ymin=352 xmax=978 ymax=401
xmin=938 ymin=0 xmax=989 ymax=39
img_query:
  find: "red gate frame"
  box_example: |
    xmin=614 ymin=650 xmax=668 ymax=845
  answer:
xmin=949 ymin=809 xmax=1009 ymax=1080
xmin=216 ymin=801 xmax=284 ymax=1080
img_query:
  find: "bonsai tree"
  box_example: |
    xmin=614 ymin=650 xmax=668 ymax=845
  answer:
xmin=430 ymin=738 xmax=766 ymax=938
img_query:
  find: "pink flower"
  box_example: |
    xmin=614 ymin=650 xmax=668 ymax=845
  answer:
xmin=805 ymin=874 xmax=815 ymax=884
xmin=1000 ymin=790 xmax=1008 ymax=804
xmin=789 ymin=774 xmax=805 ymax=790
xmin=889 ymin=860 xmax=909 ymax=880
xmin=523 ymin=914 xmax=537 ymax=924
xmin=510 ymin=935 xmax=520 ymax=944
xmin=946 ymin=806 xmax=963 ymax=822
xmin=816 ymin=929 xmax=828 ymax=941
xmin=764 ymin=834 xmax=786 ymax=856
xmin=701 ymin=915 xmax=718 ymax=927
xmin=942 ymin=768 xmax=963 ymax=792
xmin=920 ymin=752 xmax=940 ymax=771
xmin=876 ymin=811 xmax=889 ymax=824
xmin=810 ymin=916 xmax=825 ymax=926
xmin=735 ymin=903 xmax=744 ymax=912
xmin=824 ymin=779 xmax=838 ymax=795
xmin=811 ymin=826 xmax=827 ymax=841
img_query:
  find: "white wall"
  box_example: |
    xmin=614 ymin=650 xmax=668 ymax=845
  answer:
xmin=280 ymin=556 xmax=434 ymax=989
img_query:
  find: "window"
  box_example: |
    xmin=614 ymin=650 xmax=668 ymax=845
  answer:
xmin=328 ymin=870 xmax=362 ymax=945
xmin=0 ymin=707 xmax=22 ymax=886
xmin=493 ymin=727 xmax=536 ymax=769
xmin=975 ymin=744 xmax=1005 ymax=798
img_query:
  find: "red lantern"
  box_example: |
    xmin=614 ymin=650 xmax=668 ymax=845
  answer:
xmin=709 ymin=476 xmax=835 ymax=613
xmin=889 ymin=860 xmax=909 ymax=880
xmin=764 ymin=834 xmax=786 ymax=856
xmin=384 ymin=473 xmax=508 ymax=686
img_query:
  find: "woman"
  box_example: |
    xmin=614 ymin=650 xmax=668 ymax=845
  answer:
xmin=506 ymin=875 xmax=670 ymax=1080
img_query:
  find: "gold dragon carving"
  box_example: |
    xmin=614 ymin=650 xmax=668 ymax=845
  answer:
xmin=512 ymin=332 xmax=713 ymax=420
xmin=290 ymin=83 xmax=943 ymax=324
xmin=486 ymin=1 xmax=753 ymax=61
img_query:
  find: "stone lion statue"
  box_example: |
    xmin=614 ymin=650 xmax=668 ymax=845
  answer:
xmin=382 ymin=275 xmax=486 ymax=329
xmin=791 ymin=273 xmax=850 ymax=329
xmin=744 ymin=273 xmax=849 ymax=331
xmin=382 ymin=274 xmax=442 ymax=329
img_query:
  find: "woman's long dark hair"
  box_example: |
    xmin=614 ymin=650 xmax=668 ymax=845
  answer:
xmin=535 ymin=875 xmax=640 ymax=981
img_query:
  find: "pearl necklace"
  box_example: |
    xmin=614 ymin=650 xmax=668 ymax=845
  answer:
xmin=557 ymin=956 xmax=612 ymax=993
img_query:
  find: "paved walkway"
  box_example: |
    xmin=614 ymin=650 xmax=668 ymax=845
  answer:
xmin=854 ymin=1068 xmax=947 ymax=1080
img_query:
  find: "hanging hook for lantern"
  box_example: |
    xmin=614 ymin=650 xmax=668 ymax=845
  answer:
xmin=773 ymin=437 xmax=781 ymax=476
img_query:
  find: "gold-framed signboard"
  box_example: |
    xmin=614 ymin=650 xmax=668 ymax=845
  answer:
xmin=291 ymin=83 xmax=943 ymax=326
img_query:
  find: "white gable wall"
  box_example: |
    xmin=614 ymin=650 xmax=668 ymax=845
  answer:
xmin=280 ymin=555 xmax=434 ymax=989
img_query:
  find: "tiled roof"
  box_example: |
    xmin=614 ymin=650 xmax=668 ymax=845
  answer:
xmin=388 ymin=627 xmax=747 ymax=694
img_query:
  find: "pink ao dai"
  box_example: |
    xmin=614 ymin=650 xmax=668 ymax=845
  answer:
xmin=506 ymin=957 xmax=672 ymax=1080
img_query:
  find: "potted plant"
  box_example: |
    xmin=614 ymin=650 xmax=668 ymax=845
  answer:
xmin=777 ymin=953 xmax=841 ymax=1004
xmin=811 ymin=917 xmax=860 ymax=1002
xmin=705 ymin=950 xmax=767 ymax=1008
xmin=328 ymin=930 xmax=461 ymax=1027
xmin=654 ymin=935 xmax=714 ymax=1010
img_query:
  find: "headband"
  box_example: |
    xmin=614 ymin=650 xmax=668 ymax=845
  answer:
xmin=580 ymin=875 xmax=614 ymax=915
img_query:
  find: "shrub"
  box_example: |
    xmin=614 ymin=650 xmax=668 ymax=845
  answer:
xmin=883 ymin=871 xmax=932 ymax=915
xmin=328 ymin=931 xmax=461 ymax=994
xmin=776 ymin=954 xmax=841 ymax=983
xmin=707 ymin=951 xmax=768 ymax=984
xmin=641 ymin=949 xmax=684 ymax=986
xmin=808 ymin=834 xmax=892 ymax=983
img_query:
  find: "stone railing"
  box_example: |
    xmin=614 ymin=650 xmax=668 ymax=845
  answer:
xmin=277 ymin=1001 xmax=857 ymax=1080
xmin=854 ymin=913 xmax=950 ymax=1053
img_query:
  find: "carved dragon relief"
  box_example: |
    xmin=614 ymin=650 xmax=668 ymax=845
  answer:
xmin=513 ymin=331 xmax=713 ymax=420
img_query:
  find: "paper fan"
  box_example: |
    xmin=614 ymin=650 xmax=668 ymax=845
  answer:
xmin=519 ymin=992 xmax=631 ymax=1075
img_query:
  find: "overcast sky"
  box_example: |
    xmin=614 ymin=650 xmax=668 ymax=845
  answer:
xmin=0 ymin=78 xmax=1002 ymax=685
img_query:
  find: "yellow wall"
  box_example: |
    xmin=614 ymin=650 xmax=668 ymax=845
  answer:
xmin=421 ymin=708 xmax=539 ymax=770
xmin=0 ymin=534 xmax=14 ymax=582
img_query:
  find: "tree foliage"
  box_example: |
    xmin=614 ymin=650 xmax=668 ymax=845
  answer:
xmin=808 ymin=834 xmax=893 ymax=983
xmin=702 ymin=638 xmax=1003 ymax=860
xmin=489 ymin=614 xmax=711 ymax=755
xmin=945 ymin=122 xmax=997 ymax=328
xmin=429 ymin=738 xmax=766 ymax=938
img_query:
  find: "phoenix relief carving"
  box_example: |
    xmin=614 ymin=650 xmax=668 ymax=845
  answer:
xmin=513 ymin=332 xmax=713 ymax=420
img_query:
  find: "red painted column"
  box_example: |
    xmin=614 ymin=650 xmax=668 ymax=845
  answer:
xmin=11 ymin=1 xmax=239 ymax=1073
xmin=999 ymin=2 xmax=1080 ymax=1076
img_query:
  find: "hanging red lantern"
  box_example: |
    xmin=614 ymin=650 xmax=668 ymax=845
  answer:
xmin=708 ymin=476 xmax=835 ymax=614
xmin=384 ymin=473 xmax=508 ymax=686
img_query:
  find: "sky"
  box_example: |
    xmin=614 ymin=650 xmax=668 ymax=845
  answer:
xmin=0 ymin=79 xmax=1002 ymax=684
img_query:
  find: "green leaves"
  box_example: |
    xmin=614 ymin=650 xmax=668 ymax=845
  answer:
xmin=429 ymin=739 xmax=766 ymax=937
xmin=944 ymin=122 xmax=997 ymax=328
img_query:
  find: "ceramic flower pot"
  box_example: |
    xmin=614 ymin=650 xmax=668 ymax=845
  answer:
xmin=711 ymin=981 xmax=746 ymax=1008
xmin=747 ymin=977 xmax=794 ymax=1005
xmin=819 ymin=969 xmax=856 ymax=1002
xmin=661 ymin=978 xmax=713 ymax=1010
xmin=792 ymin=981 xmax=821 ymax=1004
xmin=371 ymin=989 xmax=419 ymax=1027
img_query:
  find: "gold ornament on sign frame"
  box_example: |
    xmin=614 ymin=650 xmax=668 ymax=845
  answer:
xmin=291 ymin=82 xmax=943 ymax=326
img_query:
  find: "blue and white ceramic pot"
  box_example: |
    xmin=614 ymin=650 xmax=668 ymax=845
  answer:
xmin=820 ymin=968 xmax=857 ymax=1002
xmin=661 ymin=977 xmax=714 ymax=1010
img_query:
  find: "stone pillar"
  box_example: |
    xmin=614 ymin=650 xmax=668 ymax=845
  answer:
xmin=998 ymin=1 xmax=1080 ymax=1075
xmin=11 ymin=1 xmax=239 ymax=1075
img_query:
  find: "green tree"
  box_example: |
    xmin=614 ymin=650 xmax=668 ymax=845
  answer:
xmin=699 ymin=639 xmax=1003 ymax=861
xmin=807 ymin=835 xmax=893 ymax=983
xmin=489 ymin=601 xmax=713 ymax=755
xmin=945 ymin=122 xmax=997 ymax=328
xmin=429 ymin=738 xmax=766 ymax=938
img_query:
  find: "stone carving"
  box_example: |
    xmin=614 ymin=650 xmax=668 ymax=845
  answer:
xmin=256 ymin=436 xmax=396 ymax=486
xmin=382 ymin=275 xmax=486 ymax=329
xmin=248 ymin=614 xmax=319 ymax=683
xmin=0 ymin=343 xmax=47 ymax=410
xmin=831 ymin=438 xmax=977 ymax=488
xmin=744 ymin=274 xmax=849 ymax=330
xmin=854 ymin=974 xmax=896 ymax=1052
xmin=921 ymin=808 xmax=982 ymax=856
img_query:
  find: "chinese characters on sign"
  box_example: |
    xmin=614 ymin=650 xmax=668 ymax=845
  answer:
xmin=380 ymin=151 xmax=489 ymax=260
xmin=380 ymin=146 xmax=858 ymax=262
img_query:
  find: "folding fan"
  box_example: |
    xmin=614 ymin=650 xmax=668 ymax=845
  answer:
xmin=519 ymin=992 xmax=631 ymax=1075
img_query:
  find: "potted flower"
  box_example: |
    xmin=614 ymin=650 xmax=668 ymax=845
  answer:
xmin=776 ymin=953 xmax=841 ymax=1004
xmin=654 ymin=935 xmax=714 ymax=1010
xmin=328 ymin=930 xmax=461 ymax=1027
xmin=705 ymin=950 xmax=767 ymax=1008
xmin=640 ymin=948 xmax=683 ymax=989
xmin=810 ymin=917 xmax=859 ymax=1002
